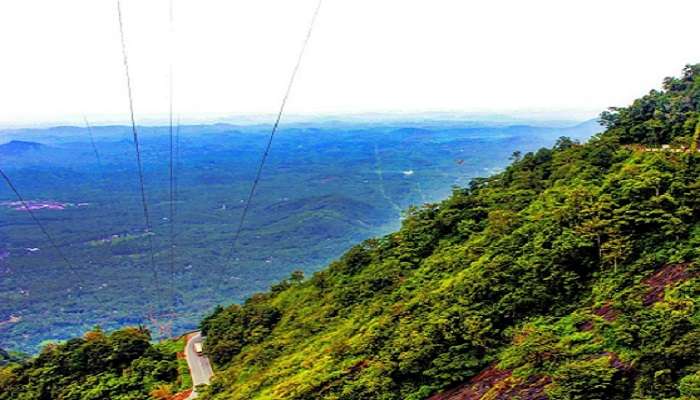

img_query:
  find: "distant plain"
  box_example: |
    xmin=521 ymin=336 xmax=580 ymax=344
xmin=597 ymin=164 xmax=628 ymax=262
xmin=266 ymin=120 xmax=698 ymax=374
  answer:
xmin=0 ymin=119 xmax=600 ymax=352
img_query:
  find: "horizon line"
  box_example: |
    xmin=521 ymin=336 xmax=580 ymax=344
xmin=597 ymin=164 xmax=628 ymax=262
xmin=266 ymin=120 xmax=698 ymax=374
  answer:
xmin=0 ymin=108 xmax=603 ymax=130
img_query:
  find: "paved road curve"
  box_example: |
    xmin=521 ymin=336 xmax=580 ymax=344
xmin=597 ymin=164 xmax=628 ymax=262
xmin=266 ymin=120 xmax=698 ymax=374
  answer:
xmin=185 ymin=331 xmax=214 ymax=399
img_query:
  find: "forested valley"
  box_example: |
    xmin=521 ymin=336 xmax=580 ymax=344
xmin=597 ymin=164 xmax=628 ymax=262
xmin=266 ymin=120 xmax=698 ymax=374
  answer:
xmin=3 ymin=66 xmax=700 ymax=399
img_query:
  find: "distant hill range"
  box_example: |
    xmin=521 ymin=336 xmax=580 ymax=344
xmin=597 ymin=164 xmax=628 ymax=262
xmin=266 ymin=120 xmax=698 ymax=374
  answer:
xmin=0 ymin=140 xmax=44 ymax=156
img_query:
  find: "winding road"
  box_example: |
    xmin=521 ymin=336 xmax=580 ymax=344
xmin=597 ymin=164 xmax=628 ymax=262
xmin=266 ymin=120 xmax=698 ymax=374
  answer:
xmin=185 ymin=331 xmax=214 ymax=399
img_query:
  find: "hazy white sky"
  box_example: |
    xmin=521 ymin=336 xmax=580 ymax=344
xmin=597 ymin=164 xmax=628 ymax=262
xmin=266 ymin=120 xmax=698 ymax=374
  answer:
xmin=1 ymin=0 xmax=699 ymax=126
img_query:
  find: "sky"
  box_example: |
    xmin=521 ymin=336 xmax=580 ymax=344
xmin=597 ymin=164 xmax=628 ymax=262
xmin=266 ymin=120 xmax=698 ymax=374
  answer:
xmin=1 ymin=0 xmax=700 ymax=127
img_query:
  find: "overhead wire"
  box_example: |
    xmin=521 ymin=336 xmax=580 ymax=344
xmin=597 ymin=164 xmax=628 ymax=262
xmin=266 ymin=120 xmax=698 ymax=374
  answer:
xmin=116 ymin=0 xmax=165 ymax=327
xmin=4 ymin=0 xmax=325 ymax=343
xmin=84 ymin=117 xmax=105 ymax=179
xmin=167 ymin=0 xmax=179 ymax=333
xmin=83 ymin=116 xmax=120 ymax=292
xmin=223 ymin=0 xmax=324 ymax=266
xmin=0 ymin=167 xmax=98 ymax=326
xmin=83 ymin=117 xmax=151 ymax=332
xmin=174 ymin=118 xmax=181 ymax=219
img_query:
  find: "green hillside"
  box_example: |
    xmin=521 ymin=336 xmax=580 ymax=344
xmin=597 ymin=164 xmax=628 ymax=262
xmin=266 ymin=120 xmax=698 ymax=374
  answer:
xmin=197 ymin=66 xmax=700 ymax=399
xmin=0 ymin=327 xmax=189 ymax=400
xmin=2 ymin=66 xmax=700 ymax=400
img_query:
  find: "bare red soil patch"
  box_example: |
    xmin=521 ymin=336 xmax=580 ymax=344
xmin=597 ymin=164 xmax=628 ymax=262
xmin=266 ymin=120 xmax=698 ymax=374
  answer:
xmin=594 ymin=303 xmax=619 ymax=321
xmin=427 ymin=365 xmax=549 ymax=400
xmin=428 ymin=365 xmax=511 ymax=400
xmin=346 ymin=359 xmax=370 ymax=374
xmin=169 ymin=389 xmax=192 ymax=400
xmin=491 ymin=375 xmax=550 ymax=400
xmin=642 ymin=263 xmax=693 ymax=306
xmin=606 ymin=352 xmax=633 ymax=373
xmin=577 ymin=302 xmax=619 ymax=331
xmin=577 ymin=320 xmax=594 ymax=331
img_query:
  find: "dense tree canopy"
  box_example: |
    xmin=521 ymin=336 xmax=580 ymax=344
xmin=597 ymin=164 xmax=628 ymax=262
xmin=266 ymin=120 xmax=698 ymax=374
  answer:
xmin=198 ymin=65 xmax=700 ymax=399
xmin=0 ymin=327 xmax=185 ymax=400
xmin=600 ymin=64 xmax=700 ymax=146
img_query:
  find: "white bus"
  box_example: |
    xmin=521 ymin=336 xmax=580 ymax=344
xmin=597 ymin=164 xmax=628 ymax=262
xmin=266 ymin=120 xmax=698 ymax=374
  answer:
xmin=194 ymin=342 xmax=203 ymax=355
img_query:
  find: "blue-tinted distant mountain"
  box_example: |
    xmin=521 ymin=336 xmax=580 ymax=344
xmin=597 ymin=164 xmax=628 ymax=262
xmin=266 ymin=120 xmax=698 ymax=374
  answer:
xmin=0 ymin=140 xmax=45 ymax=156
xmin=0 ymin=117 xmax=602 ymax=142
xmin=560 ymin=118 xmax=604 ymax=140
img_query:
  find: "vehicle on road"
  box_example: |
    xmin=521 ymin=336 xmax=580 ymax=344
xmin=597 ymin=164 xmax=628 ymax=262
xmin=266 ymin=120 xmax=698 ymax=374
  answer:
xmin=185 ymin=332 xmax=213 ymax=399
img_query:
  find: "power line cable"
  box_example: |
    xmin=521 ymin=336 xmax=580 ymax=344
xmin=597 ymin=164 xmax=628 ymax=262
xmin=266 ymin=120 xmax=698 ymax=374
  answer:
xmin=0 ymin=167 xmax=96 ymax=324
xmin=83 ymin=117 xmax=152 ymax=329
xmin=84 ymin=117 xmax=105 ymax=179
xmin=174 ymin=119 xmax=181 ymax=218
xmin=0 ymin=169 xmax=81 ymax=279
xmin=116 ymin=0 xmax=164 ymax=323
xmin=224 ymin=0 xmax=323 ymax=265
xmin=167 ymin=0 xmax=179 ymax=329
xmin=83 ymin=117 xmax=123 ymax=287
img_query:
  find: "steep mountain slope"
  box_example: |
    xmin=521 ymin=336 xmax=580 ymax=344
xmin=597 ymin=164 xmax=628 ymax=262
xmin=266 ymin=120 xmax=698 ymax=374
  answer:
xmin=0 ymin=67 xmax=697 ymax=399
xmin=197 ymin=66 xmax=700 ymax=399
